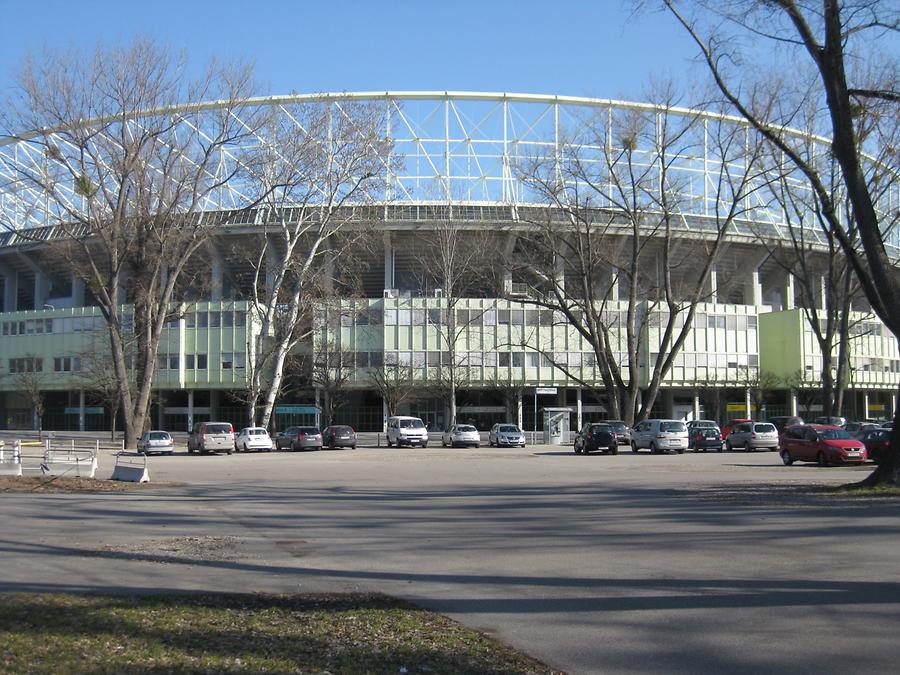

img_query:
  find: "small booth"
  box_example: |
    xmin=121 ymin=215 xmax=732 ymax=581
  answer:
xmin=543 ymin=407 xmax=573 ymax=445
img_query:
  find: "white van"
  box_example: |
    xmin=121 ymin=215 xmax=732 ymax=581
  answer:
xmin=631 ymin=419 xmax=689 ymax=454
xmin=386 ymin=416 xmax=429 ymax=447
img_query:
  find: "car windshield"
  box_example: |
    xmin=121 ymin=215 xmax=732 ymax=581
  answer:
xmin=819 ymin=428 xmax=852 ymax=440
xmin=499 ymin=425 xmax=520 ymax=433
xmin=400 ymin=419 xmax=425 ymax=428
xmin=590 ymin=425 xmax=612 ymax=434
xmin=249 ymin=429 xmax=267 ymax=436
xmin=298 ymin=427 xmax=320 ymax=434
xmin=754 ymin=424 xmax=776 ymax=433
xmin=149 ymin=432 xmax=169 ymax=440
xmin=332 ymin=426 xmax=352 ymax=433
xmin=692 ymin=421 xmax=717 ymax=428
xmin=868 ymin=430 xmax=890 ymax=441
xmin=609 ymin=422 xmax=627 ymax=432
xmin=698 ymin=429 xmax=718 ymax=437
xmin=660 ymin=422 xmax=686 ymax=432
xmin=456 ymin=425 xmax=477 ymax=432
xmin=204 ymin=424 xmax=231 ymax=434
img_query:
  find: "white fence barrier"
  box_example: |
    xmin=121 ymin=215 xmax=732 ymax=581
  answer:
xmin=40 ymin=440 xmax=98 ymax=478
xmin=0 ymin=440 xmax=23 ymax=476
xmin=111 ymin=453 xmax=150 ymax=483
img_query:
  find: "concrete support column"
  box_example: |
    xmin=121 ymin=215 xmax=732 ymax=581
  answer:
xmin=693 ymin=390 xmax=701 ymax=421
xmin=609 ymin=270 xmax=619 ymax=303
xmin=750 ymin=267 xmax=762 ymax=307
xmin=784 ymin=274 xmax=795 ymax=311
xmin=33 ymin=270 xmax=50 ymax=309
xmin=553 ymin=253 xmax=565 ymax=293
xmin=576 ymin=388 xmax=583 ymax=431
xmin=503 ymin=269 xmax=513 ymax=295
xmin=820 ymin=275 xmax=828 ymax=311
xmin=323 ymin=242 xmax=335 ymax=295
xmin=383 ymin=232 xmax=394 ymax=290
xmin=209 ymin=390 xmax=220 ymax=420
xmin=892 ymin=393 xmax=897 ymax=420
xmin=790 ymin=390 xmax=798 ymax=417
xmin=516 ymin=392 xmax=523 ymax=430
xmin=382 ymin=398 xmax=389 ymax=433
xmin=314 ymin=387 xmax=321 ymax=428
xmin=78 ymin=389 xmax=86 ymax=432
xmin=187 ymin=390 xmax=195 ymax=432
xmin=863 ymin=391 xmax=870 ymax=420
xmin=0 ymin=265 xmax=17 ymax=313
xmin=71 ymin=275 xmax=86 ymax=307
xmin=210 ymin=258 xmax=223 ymax=302
xmin=745 ymin=387 xmax=752 ymax=418
xmin=157 ymin=391 xmax=165 ymax=429
xmin=709 ymin=265 xmax=718 ymax=304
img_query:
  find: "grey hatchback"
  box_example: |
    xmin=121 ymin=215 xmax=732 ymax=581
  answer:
xmin=276 ymin=426 xmax=323 ymax=451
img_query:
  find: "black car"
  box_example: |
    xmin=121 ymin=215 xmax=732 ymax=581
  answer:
xmin=574 ymin=423 xmax=618 ymax=455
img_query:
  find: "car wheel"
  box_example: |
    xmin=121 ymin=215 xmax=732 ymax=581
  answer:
xmin=329 ymin=440 xmax=336 ymax=449
xmin=650 ymin=442 xmax=658 ymax=455
xmin=386 ymin=437 xmax=393 ymax=447
xmin=631 ymin=441 xmax=639 ymax=453
xmin=676 ymin=448 xmax=684 ymax=454
xmin=745 ymin=441 xmax=753 ymax=453
xmin=817 ymin=451 xmax=828 ymax=467
xmin=422 ymin=442 xmax=428 ymax=448
xmin=611 ymin=446 xmax=618 ymax=455
xmin=574 ymin=442 xmax=582 ymax=454
xmin=725 ymin=441 xmax=733 ymax=452
xmin=781 ymin=450 xmax=793 ymax=466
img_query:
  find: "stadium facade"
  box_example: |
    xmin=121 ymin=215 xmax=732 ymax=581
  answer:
xmin=0 ymin=92 xmax=897 ymax=432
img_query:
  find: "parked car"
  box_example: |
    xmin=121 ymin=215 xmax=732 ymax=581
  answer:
xmin=726 ymin=421 xmax=779 ymax=452
xmin=687 ymin=420 xmax=721 ymax=450
xmin=847 ymin=422 xmax=881 ymax=439
xmin=606 ymin=420 xmax=632 ymax=446
xmin=234 ymin=427 xmax=273 ymax=452
xmin=276 ymin=426 xmax=322 ymax=451
xmin=780 ymin=424 xmax=867 ymax=466
xmin=489 ymin=423 xmax=526 ymax=447
xmin=690 ymin=426 xmax=724 ymax=452
xmin=386 ymin=416 xmax=429 ymax=447
xmin=631 ymin=419 xmax=688 ymax=454
xmin=769 ymin=416 xmax=804 ymax=435
xmin=137 ymin=430 xmax=174 ymax=455
xmin=322 ymin=425 xmax=357 ymax=449
xmin=814 ymin=416 xmax=847 ymax=428
xmin=188 ymin=422 xmax=235 ymax=454
xmin=860 ymin=427 xmax=891 ymax=464
xmin=721 ymin=418 xmax=752 ymax=441
xmin=442 ymin=424 xmax=481 ymax=448
xmin=574 ymin=423 xmax=618 ymax=455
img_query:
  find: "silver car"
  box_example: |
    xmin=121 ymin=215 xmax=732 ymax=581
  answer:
xmin=442 ymin=424 xmax=481 ymax=447
xmin=726 ymin=422 xmax=779 ymax=451
xmin=188 ymin=422 xmax=235 ymax=455
xmin=137 ymin=430 xmax=174 ymax=455
xmin=489 ymin=423 xmax=526 ymax=447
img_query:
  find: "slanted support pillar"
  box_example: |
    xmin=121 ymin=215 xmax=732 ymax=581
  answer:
xmin=209 ymin=250 xmax=224 ymax=302
xmin=187 ymin=390 xmax=195 ymax=432
xmin=71 ymin=275 xmax=86 ymax=307
xmin=750 ymin=266 xmax=762 ymax=307
xmin=790 ymin=390 xmax=798 ymax=417
xmin=709 ymin=265 xmax=718 ymax=304
xmin=78 ymin=389 xmax=86 ymax=432
xmin=516 ymin=392 xmax=523 ymax=430
xmin=0 ymin=264 xmax=17 ymax=313
xmin=693 ymin=390 xmax=701 ymax=421
xmin=745 ymin=387 xmax=752 ymax=419
xmin=33 ymin=270 xmax=50 ymax=309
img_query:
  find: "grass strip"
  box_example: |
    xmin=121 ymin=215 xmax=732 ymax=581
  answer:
xmin=0 ymin=592 xmax=562 ymax=674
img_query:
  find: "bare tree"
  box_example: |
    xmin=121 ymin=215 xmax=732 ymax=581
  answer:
xmin=1 ymin=39 xmax=264 ymax=448
xmin=660 ymin=0 xmax=900 ymax=484
xmin=413 ymin=219 xmax=494 ymax=425
xmin=242 ymin=100 xmax=392 ymax=429
xmin=6 ymin=357 xmax=47 ymax=437
xmin=75 ymin=337 xmax=132 ymax=441
xmin=369 ymin=366 xmax=420 ymax=418
xmin=513 ymin=94 xmax=769 ymax=425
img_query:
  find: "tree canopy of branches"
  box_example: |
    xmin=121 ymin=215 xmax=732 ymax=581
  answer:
xmin=660 ymin=0 xmax=900 ymax=484
xmin=513 ymin=95 xmax=768 ymax=425
xmin=1 ymin=39 xmax=263 ymax=448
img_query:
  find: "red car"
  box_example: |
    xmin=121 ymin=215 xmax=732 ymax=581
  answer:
xmin=859 ymin=428 xmax=892 ymax=464
xmin=780 ymin=424 xmax=867 ymax=467
xmin=721 ymin=418 xmax=751 ymax=441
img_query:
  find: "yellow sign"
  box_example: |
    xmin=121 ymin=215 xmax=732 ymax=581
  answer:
xmin=726 ymin=403 xmax=757 ymax=413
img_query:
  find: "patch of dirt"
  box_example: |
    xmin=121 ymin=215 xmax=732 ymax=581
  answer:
xmin=100 ymin=536 xmax=249 ymax=563
xmin=0 ymin=476 xmax=146 ymax=493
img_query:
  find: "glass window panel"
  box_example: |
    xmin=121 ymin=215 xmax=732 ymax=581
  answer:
xmin=210 ymin=312 xmax=221 ymax=328
xmin=512 ymin=352 xmax=524 ymax=368
xmin=197 ymin=354 xmax=208 ymax=369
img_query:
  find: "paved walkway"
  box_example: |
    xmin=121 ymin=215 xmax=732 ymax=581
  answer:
xmin=1 ymin=444 xmax=898 ymax=674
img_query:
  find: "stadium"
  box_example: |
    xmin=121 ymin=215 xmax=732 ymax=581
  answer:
xmin=0 ymin=91 xmax=897 ymax=434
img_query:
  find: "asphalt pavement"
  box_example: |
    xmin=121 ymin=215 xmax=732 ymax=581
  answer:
xmin=1 ymin=441 xmax=898 ymax=674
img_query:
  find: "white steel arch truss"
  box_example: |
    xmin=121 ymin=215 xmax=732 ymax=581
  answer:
xmin=0 ymin=91 xmax=896 ymax=254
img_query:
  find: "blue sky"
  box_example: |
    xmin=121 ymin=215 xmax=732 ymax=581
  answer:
xmin=0 ymin=0 xmax=704 ymax=102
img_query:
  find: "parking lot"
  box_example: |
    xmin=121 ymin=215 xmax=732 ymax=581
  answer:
xmin=2 ymin=440 xmax=899 ymax=674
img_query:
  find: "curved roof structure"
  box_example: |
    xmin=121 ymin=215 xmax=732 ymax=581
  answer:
xmin=1 ymin=91 xmax=897 ymax=253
